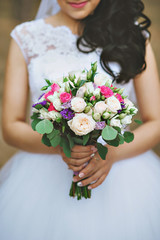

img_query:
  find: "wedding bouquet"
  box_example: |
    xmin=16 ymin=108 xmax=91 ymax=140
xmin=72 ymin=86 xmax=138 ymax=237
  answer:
xmin=31 ymin=62 xmax=138 ymax=200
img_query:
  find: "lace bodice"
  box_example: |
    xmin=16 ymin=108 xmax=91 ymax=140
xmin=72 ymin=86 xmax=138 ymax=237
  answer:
xmin=10 ymin=18 xmax=136 ymax=105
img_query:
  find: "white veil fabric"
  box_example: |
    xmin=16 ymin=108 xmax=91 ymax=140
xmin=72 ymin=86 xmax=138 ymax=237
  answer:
xmin=35 ymin=0 xmax=60 ymax=19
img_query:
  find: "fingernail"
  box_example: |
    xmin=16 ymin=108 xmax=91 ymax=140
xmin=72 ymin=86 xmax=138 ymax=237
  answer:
xmin=88 ymin=186 xmax=92 ymax=190
xmin=79 ymin=173 xmax=84 ymax=178
xmin=77 ymin=182 xmax=83 ymax=187
xmin=91 ymin=146 xmax=97 ymax=152
xmin=90 ymin=153 xmax=95 ymax=158
xmin=72 ymin=178 xmax=77 ymax=182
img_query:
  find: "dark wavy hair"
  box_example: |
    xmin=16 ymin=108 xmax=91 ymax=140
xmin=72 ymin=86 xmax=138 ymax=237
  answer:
xmin=77 ymin=0 xmax=151 ymax=83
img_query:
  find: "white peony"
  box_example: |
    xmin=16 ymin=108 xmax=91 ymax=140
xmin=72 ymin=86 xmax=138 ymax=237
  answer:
xmin=94 ymin=73 xmax=112 ymax=87
xmin=76 ymin=86 xmax=87 ymax=98
xmin=94 ymin=101 xmax=108 ymax=115
xmin=106 ymin=96 xmax=121 ymax=113
xmin=52 ymin=98 xmax=62 ymax=111
xmin=48 ymin=111 xmax=62 ymax=121
xmin=110 ymin=118 xmax=122 ymax=128
xmin=68 ymin=113 xmax=96 ymax=136
xmin=121 ymin=115 xmax=132 ymax=125
xmin=71 ymin=97 xmax=87 ymax=112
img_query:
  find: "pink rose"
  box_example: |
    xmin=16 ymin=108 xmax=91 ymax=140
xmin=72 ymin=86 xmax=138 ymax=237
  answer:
xmin=98 ymin=86 xmax=113 ymax=98
xmin=51 ymin=83 xmax=60 ymax=92
xmin=90 ymin=96 xmax=96 ymax=101
xmin=115 ymin=93 xmax=123 ymax=102
xmin=60 ymin=92 xmax=72 ymax=103
xmin=48 ymin=103 xmax=57 ymax=112
xmin=44 ymin=91 xmax=53 ymax=100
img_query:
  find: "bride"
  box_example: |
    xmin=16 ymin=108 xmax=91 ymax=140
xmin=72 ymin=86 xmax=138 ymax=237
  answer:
xmin=1 ymin=0 xmax=160 ymax=239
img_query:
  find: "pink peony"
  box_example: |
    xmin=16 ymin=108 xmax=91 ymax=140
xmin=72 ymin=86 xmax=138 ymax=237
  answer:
xmin=51 ymin=83 xmax=60 ymax=93
xmin=98 ymin=86 xmax=114 ymax=98
xmin=90 ymin=96 xmax=96 ymax=101
xmin=44 ymin=91 xmax=53 ymax=100
xmin=115 ymin=93 xmax=123 ymax=102
xmin=48 ymin=103 xmax=57 ymax=112
xmin=60 ymin=92 xmax=72 ymax=103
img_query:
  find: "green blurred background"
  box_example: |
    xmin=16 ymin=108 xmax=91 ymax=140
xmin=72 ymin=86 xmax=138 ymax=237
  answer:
xmin=0 ymin=0 xmax=160 ymax=168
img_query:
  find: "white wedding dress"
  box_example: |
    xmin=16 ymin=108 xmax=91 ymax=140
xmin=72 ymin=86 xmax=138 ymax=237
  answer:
xmin=0 ymin=19 xmax=160 ymax=240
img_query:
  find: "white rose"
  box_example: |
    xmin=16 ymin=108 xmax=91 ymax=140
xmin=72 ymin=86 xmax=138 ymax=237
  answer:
xmin=85 ymin=82 xmax=94 ymax=94
xmin=39 ymin=109 xmax=51 ymax=120
xmin=121 ymin=115 xmax=132 ymax=125
xmin=106 ymin=96 xmax=121 ymax=113
xmin=76 ymin=86 xmax=87 ymax=98
xmin=71 ymin=97 xmax=87 ymax=112
xmin=94 ymin=73 xmax=112 ymax=87
xmin=53 ymin=98 xmax=62 ymax=111
xmin=48 ymin=111 xmax=62 ymax=121
xmin=94 ymin=101 xmax=107 ymax=115
xmin=110 ymin=118 xmax=122 ymax=128
xmin=68 ymin=113 xmax=96 ymax=136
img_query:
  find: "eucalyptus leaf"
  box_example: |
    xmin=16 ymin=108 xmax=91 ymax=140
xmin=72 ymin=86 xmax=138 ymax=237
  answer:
xmin=113 ymin=126 xmax=121 ymax=134
xmin=97 ymin=143 xmax=108 ymax=160
xmin=72 ymin=137 xmax=83 ymax=145
xmin=83 ymin=134 xmax=90 ymax=146
xmin=50 ymin=135 xmax=61 ymax=147
xmin=47 ymin=129 xmax=60 ymax=140
xmin=102 ymin=125 xmax=118 ymax=141
xmin=123 ymin=131 xmax=134 ymax=143
xmin=41 ymin=134 xmax=51 ymax=147
xmin=62 ymin=138 xmax=71 ymax=158
xmin=118 ymin=134 xmax=124 ymax=144
xmin=36 ymin=119 xmax=53 ymax=134
xmin=31 ymin=119 xmax=42 ymax=131
xmin=67 ymin=134 xmax=75 ymax=149
xmin=31 ymin=112 xmax=39 ymax=120
xmin=107 ymin=139 xmax=119 ymax=147
xmin=134 ymin=119 xmax=143 ymax=125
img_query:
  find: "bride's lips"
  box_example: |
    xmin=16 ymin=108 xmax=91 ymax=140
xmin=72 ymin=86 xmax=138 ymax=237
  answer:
xmin=68 ymin=1 xmax=88 ymax=9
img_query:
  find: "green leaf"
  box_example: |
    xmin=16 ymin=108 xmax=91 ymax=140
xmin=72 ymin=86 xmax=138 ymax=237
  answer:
xmin=97 ymin=143 xmax=108 ymax=160
xmin=36 ymin=119 xmax=53 ymax=134
xmin=79 ymin=80 xmax=86 ymax=87
xmin=41 ymin=134 xmax=51 ymax=147
xmin=31 ymin=112 xmax=39 ymax=120
xmin=71 ymin=88 xmax=77 ymax=96
xmin=72 ymin=137 xmax=83 ymax=145
xmin=107 ymin=139 xmax=120 ymax=147
xmin=41 ymin=86 xmax=48 ymax=91
xmin=113 ymin=126 xmax=121 ymax=134
xmin=50 ymin=135 xmax=61 ymax=147
xmin=45 ymin=79 xmax=52 ymax=86
xmin=47 ymin=129 xmax=60 ymax=140
xmin=83 ymin=134 xmax=90 ymax=146
xmin=33 ymin=104 xmax=43 ymax=110
xmin=134 ymin=119 xmax=143 ymax=125
xmin=63 ymin=77 xmax=68 ymax=83
xmin=123 ymin=131 xmax=134 ymax=143
xmin=62 ymin=138 xmax=71 ymax=158
xmin=118 ymin=134 xmax=124 ymax=144
xmin=102 ymin=125 xmax=118 ymax=141
xmin=31 ymin=119 xmax=42 ymax=131
xmin=67 ymin=134 xmax=75 ymax=149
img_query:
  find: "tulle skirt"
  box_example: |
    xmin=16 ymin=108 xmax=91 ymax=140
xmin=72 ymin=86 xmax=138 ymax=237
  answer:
xmin=0 ymin=150 xmax=160 ymax=240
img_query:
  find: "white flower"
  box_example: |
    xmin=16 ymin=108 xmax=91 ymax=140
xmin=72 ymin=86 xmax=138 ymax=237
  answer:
xmin=68 ymin=113 xmax=96 ymax=136
xmin=47 ymin=91 xmax=60 ymax=103
xmin=110 ymin=118 xmax=122 ymax=128
xmin=85 ymin=82 xmax=94 ymax=94
xmin=53 ymin=98 xmax=62 ymax=111
xmin=106 ymin=96 xmax=121 ymax=113
xmin=80 ymin=72 xmax=87 ymax=80
xmin=94 ymin=101 xmax=108 ymax=115
xmin=102 ymin=111 xmax=110 ymax=119
xmin=93 ymin=88 xmax=101 ymax=98
xmin=76 ymin=86 xmax=87 ymax=98
xmin=39 ymin=109 xmax=51 ymax=120
xmin=121 ymin=115 xmax=132 ymax=125
xmin=71 ymin=97 xmax=87 ymax=112
xmin=124 ymin=99 xmax=134 ymax=109
xmin=48 ymin=111 xmax=62 ymax=121
xmin=94 ymin=73 xmax=112 ymax=87
xmin=69 ymin=70 xmax=81 ymax=83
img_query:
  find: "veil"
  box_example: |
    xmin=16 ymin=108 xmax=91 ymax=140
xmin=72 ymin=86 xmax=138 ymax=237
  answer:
xmin=35 ymin=0 xmax=60 ymax=19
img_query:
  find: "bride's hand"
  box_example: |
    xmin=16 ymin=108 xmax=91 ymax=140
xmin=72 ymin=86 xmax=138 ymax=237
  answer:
xmin=72 ymin=151 xmax=114 ymax=189
xmin=60 ymin=145 xmax=97 ymax=172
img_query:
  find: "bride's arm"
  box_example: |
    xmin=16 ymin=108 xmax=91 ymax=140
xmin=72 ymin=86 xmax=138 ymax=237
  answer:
xmin=73 ymin=42 xmax=160 ymax=188
xmin=2 ymin=40 xmax=95 ymax=164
